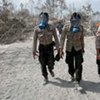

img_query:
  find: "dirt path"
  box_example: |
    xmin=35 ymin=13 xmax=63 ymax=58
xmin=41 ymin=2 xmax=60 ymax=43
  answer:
xmin=0 ymin=36 xmax=100 ymax=100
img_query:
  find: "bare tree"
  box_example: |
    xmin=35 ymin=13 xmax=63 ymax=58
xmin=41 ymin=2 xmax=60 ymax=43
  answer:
xmin=20 ymin=3 xmax=24 ymax=11
xmin=81 ymin=3 xmax=93 ymax=35
xmin=40 ymin=0 xmax=67 ymax=19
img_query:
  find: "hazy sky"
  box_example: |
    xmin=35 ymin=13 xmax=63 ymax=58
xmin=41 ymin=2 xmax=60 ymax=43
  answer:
xmin=1 ymin=0 xmax=100 ymax=12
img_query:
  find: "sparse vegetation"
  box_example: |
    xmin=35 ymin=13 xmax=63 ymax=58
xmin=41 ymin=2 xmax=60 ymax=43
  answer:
xmin=0 ymin=0 xmax=100 ymax=44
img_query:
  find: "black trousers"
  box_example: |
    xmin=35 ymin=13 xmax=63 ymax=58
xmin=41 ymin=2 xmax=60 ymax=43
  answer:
xmin=65 ymin=47 xmax=83 ymax=82
xmin=39 ymin=42 xmax=55 ymax=78
xmin=96 ymin=60 xmax=100 ymax=74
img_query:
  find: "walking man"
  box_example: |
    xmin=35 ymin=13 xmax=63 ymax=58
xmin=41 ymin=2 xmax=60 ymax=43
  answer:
xmin=96 ymin=24 xmax=100 ymax=77
xmin=60 ymin=12 xmax=84 ymax=86
xmin=33 ymin=12 xmax=60 ymax=83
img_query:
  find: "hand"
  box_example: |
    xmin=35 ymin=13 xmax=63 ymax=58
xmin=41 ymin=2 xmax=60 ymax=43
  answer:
xmin=97 ymin=55 xmax=100 ymax=60
xmin=33 ymin=52 xmax=36 ymax=59
xmin=33 ymin=51 xmax=39 ymax=59
xmin=81 ymin=48 xmax=85 ymax=53
xmin=59 ymin=48 xmax=64 ymax=58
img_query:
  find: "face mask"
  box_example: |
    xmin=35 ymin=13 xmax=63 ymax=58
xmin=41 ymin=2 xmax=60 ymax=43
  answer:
xmin=39 ymin=14 xmax=48 ymax=29
xmin=70 ymin=17 xmax=80 ymax=33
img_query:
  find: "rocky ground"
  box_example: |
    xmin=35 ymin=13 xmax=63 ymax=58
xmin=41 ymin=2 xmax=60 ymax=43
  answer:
xmin=0 ymin=36 xmax=100 ymax=100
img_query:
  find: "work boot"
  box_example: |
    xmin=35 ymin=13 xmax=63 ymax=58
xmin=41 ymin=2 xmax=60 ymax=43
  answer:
xmin=44 ymin=76 xmax=48 ymax=84
xmin=68 ymin=76 xmax=75 ymax=83
xmin=51 ymin=71 xmax=55 ymax=77
xmin=74 ymin=81 xmax=83 ymax=91
xmin=49 ymin=70 xmax=55 ymax=77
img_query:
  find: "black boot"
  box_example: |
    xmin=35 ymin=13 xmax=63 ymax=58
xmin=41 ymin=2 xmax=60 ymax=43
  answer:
xmin=44 ymin=76 xmax=48 ymax=84
xmin=49 ymin=70 xmax=55 ymax=77
xmin=68 ymin=75 xmax=75 ymax=83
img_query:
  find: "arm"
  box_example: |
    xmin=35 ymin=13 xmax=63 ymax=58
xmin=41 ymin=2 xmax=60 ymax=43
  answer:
xmin=60 ymin=26 xmax=67 ymax=58
xmin=33 ymin=29 xmax=38 ymax=59
xmin=80 ymin=26 xmax=85 ymax=53
xmin=96 ymin=36 xmax=100 ymax=60
xmin=60 ymin=26 xmax=67 ymax=49
xmin=96 ymin=48 xmax=100 ymax=60
xmin=53 ymin=28 xmax=60 ymax=51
